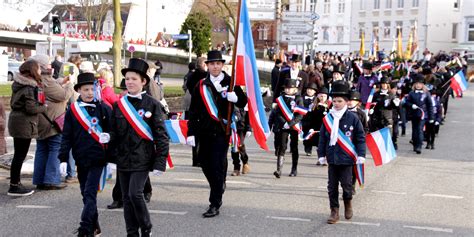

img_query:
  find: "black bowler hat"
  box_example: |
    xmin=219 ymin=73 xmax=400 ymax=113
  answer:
xmin=284 ymin=79 xmax=298 ymax=88
xmin=289 ymin=54 xmax=302 ymax=62
xmin=117 ymin=78 xmax=127 ymax=90
xmin=362 ymin=61 xmax=373 ymax=70
xmin=349 ymin=91 xmax=361 ymax=101
xmin=330 ymin=80 xmax=350 ymax=99
xmin=422 ymin=66 xmax=432 ymax=75
xmin=74 ymin=72 xmax=96 ymax=91
xmin=412 ymin=73 xmax=425 ymax=84
xmin=378 ymin=76 xmax=390 ymax=84
xmin=332 ymin=64 xmax=346 ymax=74
xmin=121 ymin=58 xmax=150 ymax=85
xmin=307 ymin=83 xmax=318 ymax=91
xmin=205 ymin=50 xmax=226 ymax=63
xmin=318 ymin=87 xmax=329 ymax=95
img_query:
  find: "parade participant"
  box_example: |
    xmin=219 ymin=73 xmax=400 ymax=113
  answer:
xmin=318 ymin=80 xmax=366 ymax=224
xmin=309 ymin=87 xmax=331 ymax=166
xmin=404 ymin=74 xmax=433 ymax=154
xmin=271 ymin=59 xmax=282 ymax=94
xmin=273 ymin=54 xmax=308 ymax=100
xmin=187 ymin=50 xmax=247 ymax=218
xmin=332 ymin=64 xmax=346 ymax=82
xmin=368 ymin=77 xmax=397 ymax=132
xmin=356 ymin=61 xmax=379 ymax=107
xmin=7 ymin=60 xmax=47 ymax=197
xmin=302 ymin=83 xmax=318 ymax=156
xmin=230 ymin=106 xmax=251 ymax=176
xmin=390 ymin=80 xmax=402 ymax=150
xmin=268 ymin=80 xmax=304 ymax=177
xmin=58 ymin=72 xmax=112 ymax=237
xmin=110 ymin=58 xmax=169 ymax=236
xmin=425 ymin=86 xmax=442 ymax=149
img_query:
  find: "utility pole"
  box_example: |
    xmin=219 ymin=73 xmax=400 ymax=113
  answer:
xmin=188 ymin=29 xmax=192 ymax=63
xmin=144 ymin=0 xmax=149 ymax=60
xmin=275 ymin=0 xmax=281 ymax=55
xmin=48 ymin=12 xmax=53 ymax=58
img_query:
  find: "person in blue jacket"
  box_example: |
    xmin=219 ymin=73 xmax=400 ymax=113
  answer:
xmin=425 ymin=86 xmax=442 ymax=149
xmin=317 ymin=80 xmax=366 ymax=224
xmin=403 ymin=74 xmax=433 ymax=154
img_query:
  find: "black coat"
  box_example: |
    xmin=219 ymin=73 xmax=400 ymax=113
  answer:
xmin=273 ymin=68 xmax=308 ymax=100
xmin=271 ymin=65 xmax=280 ymax=93
xmin=370 ymin=91 xmax=396 ymax=131
xmin=186 ymin=68 xmax=207 ymax=97
xmin=110 ymin=94 xmax=169 ymax=172
xmin=59 ymin=100 xmax=112 ymax=168
xmin=268 ymin=94 xmax=304 ymax=133
xmin=349 ymin=107 xmax=368 ymax=133
xmin=234 ymin=107 xmax=251 ymax=133
xmin=188 ymin=73 xmax=247 ymax=138
xmin=301 ymin=95 xmax=316 ymax=129
xmin=404 ymin=90 xmax=434 ymax=121
xmin=51 ymin=60 xmax=62 ymax=79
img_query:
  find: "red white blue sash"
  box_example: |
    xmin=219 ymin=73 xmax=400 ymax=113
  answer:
xmin=276 ymin=96 xmax=302 ymax=133
xmin=200 ymin=80 xmax=219 ymax=121
xmin=293 ymin=106 xmax=308 ymax=115
xmin=70 ymin=102 xmax=102 ymax=143
xmin=322 ymin=114 xmax=364 ymax=187
xmin=117 ymin=96 xmax=154 ymax=141
xmin=230 ymin=121 xmax=241 ymax=152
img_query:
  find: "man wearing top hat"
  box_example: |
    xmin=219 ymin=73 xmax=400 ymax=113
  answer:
xmin=187 ymin=50 xmax=247 ymax=218
xmin=356 ymin=61 xmax=379 ymax=107
xmin=273 ymin=54 xmax=308 ymax=100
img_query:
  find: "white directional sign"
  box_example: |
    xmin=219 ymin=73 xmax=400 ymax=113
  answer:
xmin=283 ymin=12 xmax=320 ymax=22
xmin=247 ymin=0 xmax=276 ymax=9
xmin=281 ymin=34 xmax=313 ymax=43
xmin=282 ymin=23 xmax=314 ymax=33
xmin=248 ymin=0 xmax=276 ymax=20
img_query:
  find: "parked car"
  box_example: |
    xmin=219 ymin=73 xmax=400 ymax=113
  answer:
xmin=8 ymin=60 xmax=22 ymax=81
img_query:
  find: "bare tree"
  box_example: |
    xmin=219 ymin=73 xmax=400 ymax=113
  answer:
xmin=198 ymin=0 xmax=238 ymax=38
xmin=77 ymin=0 xmax=111 ymax=40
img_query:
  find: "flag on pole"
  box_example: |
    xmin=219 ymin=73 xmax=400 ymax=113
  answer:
xmin=379 ymin=62 xmax=393 ymax=71
xmin=397 ymin=27 xmax=403 ymax=58
xmin=366 ymin=127 xmax=397 ymax=166
xmin=450 ymin=71 xmax=469 ymax=97
xmin=164 ymin=120 xmax=188 ymax=144
xmin=370 ymin=34 xmax=378 ymax=60
xmin=234 ymin=0 xmax=270 ymax=150
xmin=411 ymin=22 xmax=419 ymax=60
xmin=359 ymin=31 xmax=365 ymax=58
xmin=405 ymin=29 xmax=413 ymax=60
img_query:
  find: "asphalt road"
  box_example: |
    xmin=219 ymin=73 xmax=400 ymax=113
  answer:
xmin=0 ymin=87 xmax=473 ymax=236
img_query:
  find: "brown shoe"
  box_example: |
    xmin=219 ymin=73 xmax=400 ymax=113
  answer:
xmin=327 ymin=207 xmax=339 ymax=224
xmin=65 ymin=177 xmax=79 ymax=183
xmin=344 ymin=200 xmax=353 ymax=220
xmin=242 ymin=164 xmax=250 ymax=174
xmin=231 ymin=170 xmax=240 ymax=176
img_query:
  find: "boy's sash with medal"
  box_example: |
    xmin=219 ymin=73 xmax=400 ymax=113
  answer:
xmin=276 ymin=96 xmax=302 ymax=133
xmin=322 ymin=114 xmax=365 ymax=187
xmin=70 ymin=102 xmax=103 ymax=143
xmin=117 ymin=96 xmax=154 ymax=141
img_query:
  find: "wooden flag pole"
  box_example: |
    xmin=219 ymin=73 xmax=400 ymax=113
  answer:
xmin=225 ymin=0 xmax=243 ymax=136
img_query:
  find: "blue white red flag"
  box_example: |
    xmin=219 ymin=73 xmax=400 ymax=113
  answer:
xmin=293 ymin=106 xmax=308 ymax=116
xmin=379 ymin=62 xmax=393 ymax=71
xmin=366 ymin=127 xmax=397 ymax=166
xmin=450 ymin=71 xmax=468 ymax=97
xmin=164 ymin=120 xmax=188 ymax=144
xmin=234 ymin=0 xmax=270 ymax=150
xmin=98 ymin=166 xmax=107 ymax=192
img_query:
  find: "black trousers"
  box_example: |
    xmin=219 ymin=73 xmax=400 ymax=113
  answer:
xmin=10 ymin=138 xmax=32 ymax=185
xmin=77 ymin=165 xmax=103 ymax=234
xmin=274 ymin=129 xmax=299 ymax=158
xmin=425 ymin=123 xmax=438 ymax=146
xmin=199 ymin=134 xmax=229 ymax=208
xmin=231 ymin=130 xmax=248 ymax=171
xmin=302 ymin=127 xmax=319 ymax=154
xmin=328 ymin=165 xmax=353 ymax=208
xmin=112 ymin=170 xmax=152 ymax=202
xmin=119 ymin=171 xmax=152 ymax=235
xmin=192 ymin=136 xmax=201 ymax=166
xmin=412 ymin=118 xmax=425 ymax=150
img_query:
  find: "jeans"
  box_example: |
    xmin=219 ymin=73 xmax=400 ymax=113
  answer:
xmin=10 ymin=138 xmax=32 ymax=185
xmin=119 ymin=171 xmax=152 ymax=235
xmin=328 ymin=165 xmax=353 ymax=208
xmin=77 ymin=165 xmax=103 ymax=234
xmin=33 ymin=134 xmax=62 ymax=185
xmin=67 ymin=150 xmax=76 ymax=178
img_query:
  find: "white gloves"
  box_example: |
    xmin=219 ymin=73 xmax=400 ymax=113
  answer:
xmin=245 ymin=131 xmax=252 ymax=138
xmin=186 ymin=136 xmax=195 ymax=147
xmin=272 ymin=103 xmax=278 ymax=109
xmin=318 ymin=157 xmax=327 ymax=165
xmin=283 ymin=123 xmax=290 ymax=129
xmin=108 ymin=163 xmax=117 ymax=170
xmin=435 ymin=121 xmax=440 ymax=126
xmin=227 ymin=91 xmax=238 ymax=103
xmin=152 ymin=170 xmax=163 ymax=176
xmin=99 ymin=132 xmax=110 ymax=144
xmin=369 ymin=109 xmax=374 ymax=115
xmin=412 ymin=104 xmax=418 ymax=109
xmin=393 ymin=98 xmax=401 ymax=106
xmin=60 ymin=162 xmax=67 ymax=176
xmin=213 ymin=82 xmax=227 ymax=92
xmin=429 ymin=120 xmax=434 ymax=124
xmin=356 ymin=157 xmax=366 ymax=164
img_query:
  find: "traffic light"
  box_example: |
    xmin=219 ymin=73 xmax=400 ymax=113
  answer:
xmin=314 ymin=31 xmax=318 ymax=41
xmin=52 ymin=16 xmax=61 ymax=34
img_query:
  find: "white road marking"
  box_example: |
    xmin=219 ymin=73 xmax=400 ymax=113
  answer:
xmin=266 ymin=216 xmax=311 ymax=222
xmin=226 ymin=180 xmax=253 ymax=185
xmin=99 ymin=208 xmax=187 ymax=216
xmin=174 ymin=178 xmax=207 ymax=183
xmin=16 ymin=205 xmax=52 ymax=209
xmin=371 ymin=190 xmax=407 ymax=195
xmin=403 ymin=225 xmax=453 ymax=233
xmin=339 ymin=221 xmax=381 ymax=226
xmin=422 ymin=194 xmax=464 ymax=199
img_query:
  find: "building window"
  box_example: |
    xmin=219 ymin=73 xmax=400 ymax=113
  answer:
xmin=257 ymin=24 xmax=268 ymax=41
xmin=337 ymin=26 xmax=344 ymax=43
xmin=412 ymin=0 xmax=419 ymax=7
xmin=386 ymin=0 xmax=392 ymax=8
xmin=296 ymin=0 xmax=303 ymax=12
xmin=468 ymin=24 xmax=474 ymax=42
xmin=360 ymin=0 xmax=365 ymax=10
xmin=373 ymin=22 xmax=380 ymax=40
xmin=396 ymin=21 xmax=403 ymax=36
xmin=374 ymin=0 xmax=380 ymax=9
xmin=454 ymin=0 xmax=460 ymax=8
xmin=383 ymin=21 xmax=391 ymax=38
xmin=338 ymin=0 xmax=345 ymax=13
xmin=397 ymin=0 xmax=404 ymax=8
xmin=359 ymin=23 xmax=365 ymax=38
xmin=322 ymin=26 xmax=329 ymax=43
xmin=452 ymin=23 xmax=458 ymax=40
xmin=324 ymin=0 xmax=330 ymax=14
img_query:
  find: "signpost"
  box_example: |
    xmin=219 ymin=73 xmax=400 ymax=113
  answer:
xmin=281 ymin=34 xmax=313 ymax=43
xmin=282 ymin=11 xmax=320 ymax=22
xmin=171 ymin=34 xmax=190 ymax=40
xmin=128 ymin=45 xmax=135 ymax=58
xmin=247 ymin=0 xmax=276 ymax=20
xmin=281 ymin=23 xmax=313 ymax=33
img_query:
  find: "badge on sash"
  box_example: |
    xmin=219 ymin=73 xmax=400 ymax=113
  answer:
xmin=138 ymin=109 xmax=145 ymax=118
xmin=145 ymin=111 xmax=152 ymax=118
xmin=290 ymin=101 xmax=296 ymax=109
xmin=346 ymin=131 xmax=352 ymax=137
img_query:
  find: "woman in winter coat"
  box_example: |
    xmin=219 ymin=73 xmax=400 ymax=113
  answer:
xmin=7 ymin=60 xmax=47 ymax=196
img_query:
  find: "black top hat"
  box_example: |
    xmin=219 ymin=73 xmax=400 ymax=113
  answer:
xmin=117 ymin=78 xmax=127 ymax=90
xmin=74 ymin=72 xmax=96 ymax=91
xmin=332 ymin=64 xmax=346 ymax=74
xmin=362 ymin=61 xmax=373 ymax=70
xmin=205 ymin=50 xmax=226 ymax=63
xmin=412 ymin=73 xmax=425 ymax=84
xmin=275 ymin=59 xmax=282 ymax=65
xmin=422 ymin=66 xmax=432 ymax=75
xmin=289 ymin=54 xmax=302 ymax=62
xmin=378 ymin=76 xmax=390 ymax=84
xmin=390 ymin=79 xmax=399 ymax=89
xmin=349 ymin=91 xmax=361 ymax=101
xmin=318 ymin=87 xmax=329 ymax=95
xmin=284 ymin=79 xmax=298 ymax=88
xmin=330 ymin=81 xmax=350 ymax=98
xmin=307 ymin=83 xmax=318 ymax=91
xmin=121 ymin=58 xmax=150 ymax=85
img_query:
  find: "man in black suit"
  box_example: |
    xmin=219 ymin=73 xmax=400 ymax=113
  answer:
xmin=273 ymin=54 xmax=309 ymax=101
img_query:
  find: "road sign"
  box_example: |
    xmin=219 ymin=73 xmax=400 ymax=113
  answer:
xmin=281 ymin=34 xmax=313 ymax=43
xmin=247 ymin=0 xmax=276 ymax=9
xmin=128 ymin=45 xmax=135 ymax=53
xmin=283 ymin=12 xmax=320 ymax=22
xmin=249 ymin=11 xmax=275 ymax=20
xmin=282 ymin=23 xmax=314 ymax=33
xmin=172 ymin=34 xmax=189 ymax=40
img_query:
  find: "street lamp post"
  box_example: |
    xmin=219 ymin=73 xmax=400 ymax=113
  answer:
xmin=144 ymin=0 xmax=148 ymax=60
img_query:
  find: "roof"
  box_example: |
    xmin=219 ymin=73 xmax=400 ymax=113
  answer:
xmin=41 ymin=3 xmax=132 ymax=23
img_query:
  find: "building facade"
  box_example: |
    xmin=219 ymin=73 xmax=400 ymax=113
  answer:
xmin=458 ymin=0 xmax=474 ymax=52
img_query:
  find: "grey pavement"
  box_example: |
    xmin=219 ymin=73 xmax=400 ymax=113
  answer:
xmin=0 ymin=87 xmax=473 ymax=236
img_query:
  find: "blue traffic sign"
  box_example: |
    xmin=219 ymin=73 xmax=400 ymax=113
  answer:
xmin=172 ymin=34 xmax=190 ymax=40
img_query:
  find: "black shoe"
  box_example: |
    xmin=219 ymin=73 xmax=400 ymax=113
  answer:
xmin=94 ymin=223 xmax=101 ymax=237
xmin=394 ymin=143 xmax=398 ymax=150
xmin=202 ymin=206 xmax=220 ymax=218
xmin=144 ymin=193 xmax=152 ymax=203
xmin=75 ymin=228 xmax=94 ymax=237
xmin=289 ymin=168 xmax=297 ymax=177
xmin=273 ymin=170 xmax=281 ymax=178
xmin=8 ymin=183 xmax=34 ymax=197
xmin=352 ymin=185 xmax=356 ymax=195
xmin=425 ymin=145 xmax=431 ymax=149
xmin=415 ymin=149 xmax=421 ymax=154
xmin=401 ymin=131 xmax=406 ymax=136
xmin=141 ymin=228 xmax=152 ymax=237
xmin=107 ymin=201 xmax=123 ymax=209
xmin=192 ymin=163 xmax=201 ymax=167
xmin=409 ymin=140 xmax=413 ymax=144
xmin=431 ymin=145 xmax=435 ymax=150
